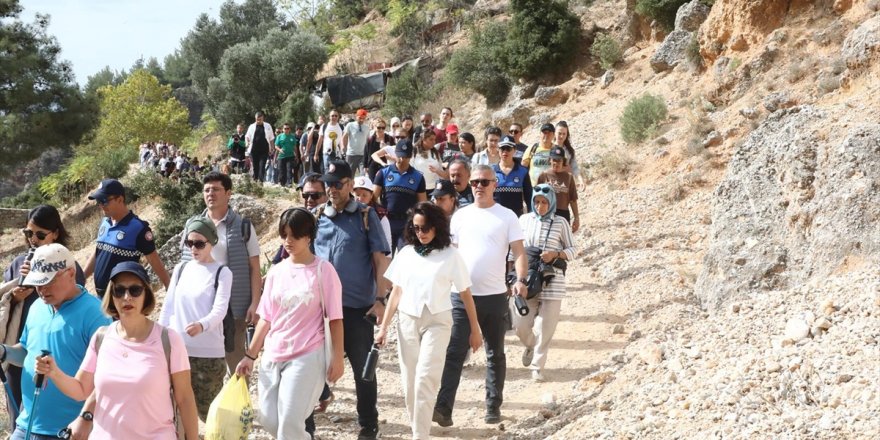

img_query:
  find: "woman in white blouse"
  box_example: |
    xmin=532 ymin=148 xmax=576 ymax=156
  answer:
xmin=514 ymin=184 xmax=576 ymax=382
xmin=376 ymin=202 xmax=482 ymax=440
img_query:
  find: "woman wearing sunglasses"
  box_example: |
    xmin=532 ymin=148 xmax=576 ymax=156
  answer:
xmin=1 ymin=205 xmax=85 ymax=419
xmin=376 ymin=202 xmax=482 ymax=439
xmin=159 ymin=218 xmax=231 ymax=422
xmin=364 ymin=117 xmax=396 ymax=181
xmin=34 ymin=261 xmax=200 ymax=440
xmin=236 ymin=208 xmax=344 ymax=439
xmin=513 ymin=184 xmax=576 ymax=382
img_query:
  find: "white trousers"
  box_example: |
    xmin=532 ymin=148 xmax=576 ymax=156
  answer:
xmin=397 ymin=308 xmax=453 ymax=439
xmin=514 ymin=297 xmax=562 ymax=371
xmin=258 ymin=348 xmax=326 ymax=439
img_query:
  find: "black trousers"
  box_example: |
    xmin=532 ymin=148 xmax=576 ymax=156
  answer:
xmin=251 ymin=151 xmax=268 ymax=182
xmin=435 ymin=292 xmax=508 ymax=416
xmin=279 ymin=157 xmax=295 ymax=187
xmin=343 ymin=306 xmax=379 ymax=428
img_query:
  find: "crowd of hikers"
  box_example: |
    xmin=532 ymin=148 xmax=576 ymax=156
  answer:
xmin=0 ymin=107 xmax=579 ymax=440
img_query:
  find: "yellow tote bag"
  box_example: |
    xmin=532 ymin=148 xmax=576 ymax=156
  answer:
xmin=204 ymin=375 xmax=255 ymax=440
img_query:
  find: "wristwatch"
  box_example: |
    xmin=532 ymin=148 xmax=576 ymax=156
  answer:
xmin=376 ymin=296 xmax=387 ymax=306
xmin=80 ymin=411 xmax=94 ymax=422
xmin=518 ymin=277 xmax=528 ymax=284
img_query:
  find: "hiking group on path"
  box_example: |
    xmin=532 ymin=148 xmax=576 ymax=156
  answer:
xmin=1 ymin=107 xmax=578 ymax=440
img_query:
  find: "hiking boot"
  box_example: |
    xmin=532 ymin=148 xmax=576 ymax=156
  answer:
xmin=433 ymin=409 xmax=453 ymax=427
xmin=531 ymin=370 xmax=545 ymax=382
xmin=358 ymin=426 xmax=379 ymax=440
xmin=485 ymin=408 xmax=502 ymax=424
xmin=522 ymin=346 xmax=534 ymax=367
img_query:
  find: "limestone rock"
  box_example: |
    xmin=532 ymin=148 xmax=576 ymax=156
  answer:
xmin=492 ymin=100 xmax=534 ymax=128
xmin=784 ymin=317 xmax=810 ymax=341
xmin=534 ymin=86 xmax=568 ymax=106
xmin=612 ymin=323 xmax=625 ymax=334
xmin=739 ymin=107 xmax=759 ymax=119
xmin=702 ymin=131 xmax=723 ymax=148
xmin=639 ymin=344 xmax=664 ymax=365
xmin=763 ymin=92 xmax=797 ymax=113
xmin=651 ymin=30 xmax=693 ymax=73
xmin=842 ymin=16 xmax=880 ymax=73
xmin=674 ymin=0 xmax=711 ymax=32
xmin=699 ymin=0 xmax=800 ymax=66
xmin=511 ymin=82 xmax=539 ymax=100
xmin=601 ymin=70 xmax=615 ymax=88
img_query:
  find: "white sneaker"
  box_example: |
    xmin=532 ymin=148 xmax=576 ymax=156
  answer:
xmin=522 ymin=347 xmax=534 ymax=367
xmin=531 ymin=370 xmax=545 ymax=382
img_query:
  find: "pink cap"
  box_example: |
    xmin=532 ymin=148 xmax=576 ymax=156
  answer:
xmin=446 ymin=124 xmax=459 ymax=134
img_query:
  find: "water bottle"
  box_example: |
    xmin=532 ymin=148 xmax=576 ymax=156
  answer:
xmin=362 ymin=343 xmax=380 ymax=382
xmin=245 ymin=324 xmax=255 ymax=350
xmin=514 ymin=295 xmax=530 ymax=316
xmin=18 ymin=247 xmax=36 ymax=286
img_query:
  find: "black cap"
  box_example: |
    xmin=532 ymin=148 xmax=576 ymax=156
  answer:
xmin=431 ymin=179 xmax=456 ymax=198
xmin=499 ymin=135 xmax=516 ymax=149
xmin=297 ymin=172 xmax=321 ymax=190
xmin=395 ymin=139 xmax=414 ymax=158
xmin=320 ymin=160 xmax=353 ymax=183
xmin=540 ymin=123 xmax=555 ymax=133
xmin=549 ymin=146 xmax=566 ymax=160
xmin=109 ymin=261 xmax=150 ymax=286
xmin=88 ymin=179 xmax=125 ymax=203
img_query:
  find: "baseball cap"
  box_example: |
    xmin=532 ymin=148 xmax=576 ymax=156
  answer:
xmin=499 ymin=135 xmax=517 ymax=149
xmin=321 ymin=160 xmax=353 ymax=183
xmin=446 ymin=124 xmax=459 ymax=135
xmin=353 ymin=175 xmax=374 ymax=191
xmin=22 ymin=243 xmax=76 ymax=287
xmin=306 ymin=122 xmax=316 ymax=130
xmin=109 ymin=261 xmax=150 ymax=286
xmin=88 ymin=179 xmax=125 ymax=203
xmin=540 ymin=123 xmax=556 ymax=133
xmin=395 ymin=139 xmax=414 ymax=158
xmin=431 ymin=180 xmax=456 ymax=198
xmin=549 ymin=146 xmax=566 ymax=160
xmin=356 ymin=108 xmax=368 ymax=117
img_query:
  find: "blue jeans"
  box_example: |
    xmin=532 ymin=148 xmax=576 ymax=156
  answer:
xmin=435 ymin=292 xmax=509 ymax=416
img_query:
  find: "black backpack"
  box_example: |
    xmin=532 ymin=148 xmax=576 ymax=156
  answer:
xmin=171 ymin=261 xmax=234 ymax=352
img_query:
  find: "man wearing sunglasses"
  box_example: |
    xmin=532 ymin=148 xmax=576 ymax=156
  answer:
xmin=434 ymin=164 xmax=528 ymax=427
xmin=313 ymin=160 xmax=390 ymax=440
xmin=2 ymin=244 xmax=111 ymax=440
xmin=316 ymin=110 xmax=344 ymax=168
xmin=179 ymin=172 xmax=262 ymax=374
xmin=84 ymin=179 xmax=170 ymax=298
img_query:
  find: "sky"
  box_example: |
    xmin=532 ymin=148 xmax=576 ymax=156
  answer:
xmin=19 ymin=0 xmax=231 ymax=86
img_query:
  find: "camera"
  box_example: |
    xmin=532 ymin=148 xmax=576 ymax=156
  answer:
xmin=232 ymin=134 xmax=242 ymax=142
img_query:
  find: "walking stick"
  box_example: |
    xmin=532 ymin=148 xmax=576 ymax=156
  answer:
xmin=0 ymin=365 xmax=19 ymax=420
xmin=24 ymin=350 xmax=50 ymax=440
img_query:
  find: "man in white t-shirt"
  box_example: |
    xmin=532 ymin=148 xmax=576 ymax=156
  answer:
xmin=433 ymin=164 xmax=529 ymax=426
xmin=316 ymin=109 xmax=344 ymax=169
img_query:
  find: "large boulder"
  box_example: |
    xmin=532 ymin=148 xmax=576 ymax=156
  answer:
xmin=534 ymin=86 xmax=569 ymax=106
xmin=650 ymin=30 xmax=692 ymax=72
xmin=492 ymin=100 xmax=534 ymax=128
xmin=842 ymin=16 xmax=880 ymax=73
xmin=696 ymin=106 xmax=880 ymax=310
xmin=674 ymin=0 xmax=711 ymax=32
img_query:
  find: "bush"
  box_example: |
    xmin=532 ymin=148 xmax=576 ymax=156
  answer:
xmin=620 ymin=94 xmax=668 ymax=144
xmin=445 ymin=21 xmax=512 ymax=106
xmin=506 ymin=0 xmax=581 ymax=79
xmin=0 ymin=184 xmax=47 ymax=209
xmin=127 ymin=171 xmax=204 ymax=244
xmin=591 ymin=33 xmax=623 ymax=70
xmin=39 ymin=144 xmax=138 ymax=205
xmin=685 ymin=34 xmax=702 ymax=68
xmin=635 ymin=0 xmax=688 ymax=30
xmin=383 ymin=65 xmax=425 ymax=118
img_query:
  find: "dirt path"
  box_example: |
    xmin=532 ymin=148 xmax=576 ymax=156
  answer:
xmin=246 ymin=259 xmax=625 ymax=440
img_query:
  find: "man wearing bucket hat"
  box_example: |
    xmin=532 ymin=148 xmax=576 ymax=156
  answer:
xmin=1 ymin=244 xmax=111 ymax=440
xmin=84 ymin=178 xmax=170 ymax=297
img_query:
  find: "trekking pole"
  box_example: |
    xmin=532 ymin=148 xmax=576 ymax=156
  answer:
xmin=25 ymin=350 xmax=50 ymax=440
xmin=0 ymin=365 xmax=19 ymax=420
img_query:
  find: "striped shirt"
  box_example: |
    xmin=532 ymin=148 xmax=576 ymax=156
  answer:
xmin=518 ymin=213 xmax=576 ymax=300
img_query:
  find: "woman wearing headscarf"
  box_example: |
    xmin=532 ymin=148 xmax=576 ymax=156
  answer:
xmin=513 ymin=184 xmax=576 ymax=382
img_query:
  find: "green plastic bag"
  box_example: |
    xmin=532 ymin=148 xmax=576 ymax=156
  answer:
xmin=204 ymin=375 xmax=255 ymax=440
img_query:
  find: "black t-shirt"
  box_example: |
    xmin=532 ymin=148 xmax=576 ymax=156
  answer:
xmin=252 ymin=123 xmax=269 ymax=154
xmin=366 ymin=133 xmax=395 ymax=180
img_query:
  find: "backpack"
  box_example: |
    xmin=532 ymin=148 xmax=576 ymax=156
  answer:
xmin=171 ymin=261 xmax=233 ymax=352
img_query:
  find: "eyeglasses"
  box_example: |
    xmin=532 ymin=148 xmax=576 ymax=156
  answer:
xmin=411 ymin=224 xmax=433 ymax=234
xmin=112 ymin=284 xmax=145 ymax=298
xmin=534 ymin=186 xmax=553 ymax=194
xmin=184 ymin=239 xmax=208 ymax=250
xmin=376 ymin=126 xmax=386 ymax=130
xmin=303 ymin=192 xmax=325 ymax=201
xmin=469 ymin=179 xmax=495 ymax=187
xmin=22 ymin=229 xmax=50 ymax=240
xmin=327 ymin=180 xmax=350 ymax=190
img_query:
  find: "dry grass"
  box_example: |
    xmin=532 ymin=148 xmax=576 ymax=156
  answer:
xmin=593 ymin=149 xmax=636 ymax=179
xmin=67 ymin=208 xmax=108 ymax=252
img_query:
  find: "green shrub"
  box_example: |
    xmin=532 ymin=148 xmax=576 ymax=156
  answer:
xmin=445 ymin=21 xmax=511 ymax=106
xmin=620 ymin=94 xmax=668 ymax=144
xmin=591 ymin=33 xmax=623 ymax=70
xmin=635 ymin=0 xmax=688 ymax=30
xmin=0 ymin=184 xmax=48 ymax=209
xmin=685 ymin=34 xmax=702 ymax=68
xmin=127 ymin=171 xmax=204 ymax=244
xmin=383 ymin=65 xmax=426 ymax=118
xmin=39 ymin=144 xmax=138 ymax=205
xmin=506 ymin=0 xmax=581 ymax=79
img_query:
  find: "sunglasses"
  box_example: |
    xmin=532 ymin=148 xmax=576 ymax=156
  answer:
xmin=469 ymin=179 xmax=495 ymax=187
xmin=376 ymin=126 xmax=386 ymax=130
xmin=303 ymin=192 xmax=325 ymax=201
xmin=112 ymin=284 xmax=145 ymax=298
xmin=184 ymin=239 xmax=208 ymax=250
xmin=22 ymin=229 xmax=50 ymax=240
xmin=500 ymin=146 xmax=514 ymax=151
xmin=95 ymin=196 xmax=118 ymax=206
xmin=327 ymin=180 xmax=350 ymax=190
xmin=410 ymin=224 xmax=433 ymax=234
xmin=534 ymin=186 xmax=553 ymax=195
xmin=509 ymin=129 xmax=521 ymax=134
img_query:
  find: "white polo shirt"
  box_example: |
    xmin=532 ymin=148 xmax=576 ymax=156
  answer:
xmin=385 ymin=245 xmax=472 ymax=316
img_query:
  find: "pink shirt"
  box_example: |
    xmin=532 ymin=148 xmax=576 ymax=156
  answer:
xmin=258 ymin=258 xmax=343 ymax=363
xmin=81 ymin=322 xmax=190 ymax=440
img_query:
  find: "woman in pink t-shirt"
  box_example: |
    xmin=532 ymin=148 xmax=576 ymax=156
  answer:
xmin=34 ymin=261 xmax=199 ymax=440
xmin=236 ymin=208 xmax=344 ymax=439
